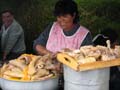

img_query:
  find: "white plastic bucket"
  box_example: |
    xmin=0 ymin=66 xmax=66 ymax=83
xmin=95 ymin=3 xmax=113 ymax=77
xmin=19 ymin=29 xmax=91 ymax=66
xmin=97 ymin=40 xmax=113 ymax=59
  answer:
xmin=64 ymin=81 xmax=109 ymax=90
xmin=0 ymin=77 xmax=58 ymax=90
xmin=63 ymin=65 xmax=110 ymax=90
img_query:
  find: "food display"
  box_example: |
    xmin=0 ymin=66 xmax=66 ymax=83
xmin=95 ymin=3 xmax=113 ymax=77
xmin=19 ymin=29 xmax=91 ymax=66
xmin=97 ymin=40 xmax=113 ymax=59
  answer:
xmin=0 ymin=54 xmax=59 ymax=81
xmin=57 ymin=44 xmax=120 ymax=71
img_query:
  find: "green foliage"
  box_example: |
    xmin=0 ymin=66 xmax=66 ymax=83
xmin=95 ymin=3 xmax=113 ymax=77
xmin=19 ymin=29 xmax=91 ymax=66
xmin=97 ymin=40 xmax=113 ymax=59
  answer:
xmin=0 ymin=0 xmax=120 ymax=53
xmin=75 ymin=0 xmax=120 ymax=36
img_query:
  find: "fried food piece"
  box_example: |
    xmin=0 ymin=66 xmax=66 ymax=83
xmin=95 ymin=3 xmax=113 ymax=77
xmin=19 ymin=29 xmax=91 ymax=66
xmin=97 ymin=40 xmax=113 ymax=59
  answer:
xmin=4 ymin=70 xmax=24 ymax=78
xmin=28 ymin=56 xmax=41 ymax=75
xmin=77 ymin=57 xmax=96 ymax=64
xmin=9 ymin=60 xmax=27 ymax=70
xmin=31 ymin=69 xmax=49 ymax=80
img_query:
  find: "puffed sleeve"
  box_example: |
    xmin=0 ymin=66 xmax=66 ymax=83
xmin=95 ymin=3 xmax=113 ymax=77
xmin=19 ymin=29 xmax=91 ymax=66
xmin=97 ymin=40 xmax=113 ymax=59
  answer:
xmin=81 ymin=32 xmax=93 ymax=46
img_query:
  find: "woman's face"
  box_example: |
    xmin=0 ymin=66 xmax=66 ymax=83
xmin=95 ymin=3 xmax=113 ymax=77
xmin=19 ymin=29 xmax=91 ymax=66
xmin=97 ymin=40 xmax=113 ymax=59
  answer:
xmin=57 ymin=14 xmax=75 ymax=31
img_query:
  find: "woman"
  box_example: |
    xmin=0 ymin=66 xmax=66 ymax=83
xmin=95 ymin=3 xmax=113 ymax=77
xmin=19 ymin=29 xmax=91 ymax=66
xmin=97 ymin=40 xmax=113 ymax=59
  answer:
xmin=33 ymin=0 xmax=92 ymax=55
xmin=34 ymin=0 xmax=108 ymax=90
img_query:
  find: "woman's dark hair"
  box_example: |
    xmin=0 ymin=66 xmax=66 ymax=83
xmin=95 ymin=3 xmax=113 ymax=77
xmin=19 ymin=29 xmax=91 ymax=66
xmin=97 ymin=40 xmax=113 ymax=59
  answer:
xmin=54 ymin=0 xmax=79 ymax=23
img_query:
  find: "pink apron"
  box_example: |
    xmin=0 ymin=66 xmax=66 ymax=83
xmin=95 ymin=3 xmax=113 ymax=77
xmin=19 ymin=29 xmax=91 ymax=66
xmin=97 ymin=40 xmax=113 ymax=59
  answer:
xmin=46 ymin=22 xmax=88 ymax=52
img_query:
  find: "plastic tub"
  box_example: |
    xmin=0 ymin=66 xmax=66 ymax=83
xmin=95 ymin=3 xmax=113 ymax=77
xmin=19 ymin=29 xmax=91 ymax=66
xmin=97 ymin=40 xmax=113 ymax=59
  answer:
xmin=0 ymin=77 xmax=58 ymax=90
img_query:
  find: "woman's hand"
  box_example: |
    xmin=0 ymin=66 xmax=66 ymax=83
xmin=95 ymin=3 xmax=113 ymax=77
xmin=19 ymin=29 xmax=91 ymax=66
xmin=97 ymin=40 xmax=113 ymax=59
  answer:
xmin=35 ymin=45 xmax=53 ymax=55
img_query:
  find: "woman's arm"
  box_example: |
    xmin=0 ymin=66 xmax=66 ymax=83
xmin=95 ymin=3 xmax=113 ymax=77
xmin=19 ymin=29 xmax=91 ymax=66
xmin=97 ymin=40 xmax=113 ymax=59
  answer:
xmin=33 ymin=23 xmax=53 ymax=55
xmin=35 ymin=44 xmax=52 ymax=55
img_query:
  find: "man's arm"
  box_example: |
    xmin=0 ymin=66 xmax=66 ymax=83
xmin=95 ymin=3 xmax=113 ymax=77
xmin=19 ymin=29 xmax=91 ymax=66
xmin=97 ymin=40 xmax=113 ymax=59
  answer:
xmin=4 ymin=25 xmax=23 ymax=57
